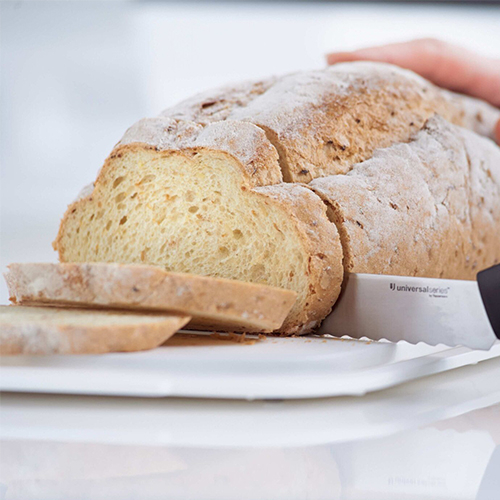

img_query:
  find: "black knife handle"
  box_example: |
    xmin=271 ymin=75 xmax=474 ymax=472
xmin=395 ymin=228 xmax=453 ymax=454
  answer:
xmin=477 ymin=263 xmax=500 ymax=340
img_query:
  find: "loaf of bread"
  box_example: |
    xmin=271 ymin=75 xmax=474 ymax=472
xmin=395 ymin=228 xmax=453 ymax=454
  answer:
xmin=54 ymin=62 xmax=500 ymax=334
xmin=5 ymin=262 xmax=297 ymax=333
xmin=0 ymin=305 xmax=190 ymax=355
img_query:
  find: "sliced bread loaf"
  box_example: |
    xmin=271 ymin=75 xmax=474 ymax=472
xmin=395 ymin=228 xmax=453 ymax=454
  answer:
xmin=0 ymin=305 xmax=190 ymax=355
xmin=53 ymin=63 xmax=500 ymax=335
xmin=53 ymin=146 xmax=344 ymax=335
xmin=309 ymin=116 xmax=500 ymax=279
xmin=5 ymin=262 xmax=298 ymax=333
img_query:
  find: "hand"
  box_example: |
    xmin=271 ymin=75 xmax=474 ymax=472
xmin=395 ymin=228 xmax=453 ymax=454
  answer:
xmin=326 ymin=39 xmax=500 ymax=143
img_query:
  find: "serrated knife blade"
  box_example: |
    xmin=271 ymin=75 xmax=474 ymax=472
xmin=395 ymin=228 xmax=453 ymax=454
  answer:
xmin=318 ymin=264 xmax=500 ymax=350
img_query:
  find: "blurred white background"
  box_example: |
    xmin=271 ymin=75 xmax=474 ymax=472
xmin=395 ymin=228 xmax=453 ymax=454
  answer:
xmin=1 ymin=0 xmax=500 ymax=303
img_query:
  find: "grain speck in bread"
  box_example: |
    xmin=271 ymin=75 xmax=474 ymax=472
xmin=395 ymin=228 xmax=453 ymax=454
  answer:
xmin=0 ymin=306 xmax=190 ymax=355
xmin=5 ymin=262 xmax=298 ymax=333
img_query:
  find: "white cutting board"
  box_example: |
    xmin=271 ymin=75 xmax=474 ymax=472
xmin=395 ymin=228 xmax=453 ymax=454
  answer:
xmin=2 ymin=357 xmax=500 ymax=448
xmin=1 ymin=332 xmax=500 ymax=399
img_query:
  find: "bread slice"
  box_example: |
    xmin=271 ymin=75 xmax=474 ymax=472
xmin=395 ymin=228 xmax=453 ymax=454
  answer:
xmin=164 ymin=62 xmax=500 ymax=183
xmin=309 ymin=116 xmax=500 ymax=279
xmin=0 ymin=305 xmax=190 ymax=355
xmin=118 ymin=118 xmax=283 ymax=188
xmin=5 ymin=262 xmax=298 ymax=333
xmin=53 ymin=146 xmax=344 ymax=335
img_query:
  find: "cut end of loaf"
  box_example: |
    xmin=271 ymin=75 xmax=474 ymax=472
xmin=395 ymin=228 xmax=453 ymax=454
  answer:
xmin=55 ymin=145 xmax=343 ymax=334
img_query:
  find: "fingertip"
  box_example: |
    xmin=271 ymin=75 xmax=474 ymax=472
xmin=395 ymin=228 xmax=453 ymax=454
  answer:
xmin=326 ymin=46 xmax=401 ymax=67
xmin=326 ymin=52 xmax=359 ymax=65
xmin=325 ymin=53 xmax=335 ymax=65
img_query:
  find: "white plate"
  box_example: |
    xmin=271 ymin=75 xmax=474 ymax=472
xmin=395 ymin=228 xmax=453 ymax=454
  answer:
xmin=1 ymin=332 xmax=500 ymax=399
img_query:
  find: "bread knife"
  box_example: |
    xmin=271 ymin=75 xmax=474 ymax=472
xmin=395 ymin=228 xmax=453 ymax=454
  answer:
xmin=318 ymin=264 xmax=500 ymax=350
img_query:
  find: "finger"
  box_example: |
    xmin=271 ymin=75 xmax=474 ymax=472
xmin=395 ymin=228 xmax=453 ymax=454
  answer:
xmin=495 ymin=119 xmax=500 ymax=145
xmin=327 ymin=39 xmax=472 ymax=84
xmin=327 ymin=39 xmax=500 ymax=107
xmin=326 ymin=40 xmax=431 ymax=67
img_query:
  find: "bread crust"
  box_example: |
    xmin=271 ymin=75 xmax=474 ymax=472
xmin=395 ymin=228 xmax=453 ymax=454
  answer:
xmin=440 ymin=89 xmax=500 ymax=141
xmin=161 ymin=77 xmax=277 ymax=124
xmin=164 ymin=62 xmax=500 ymax=183
xmin=118 ymin=118 xmax=282 ymax=187
xmin=310 ymin=116 xmax=500 ymax=279
xmin=255 ymin=184 xmax=343 ymax=334
xmin=5 ymin=263 xmax=298 ymax=333
xmin=0 ymin=305 xmax=190 ymax=355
